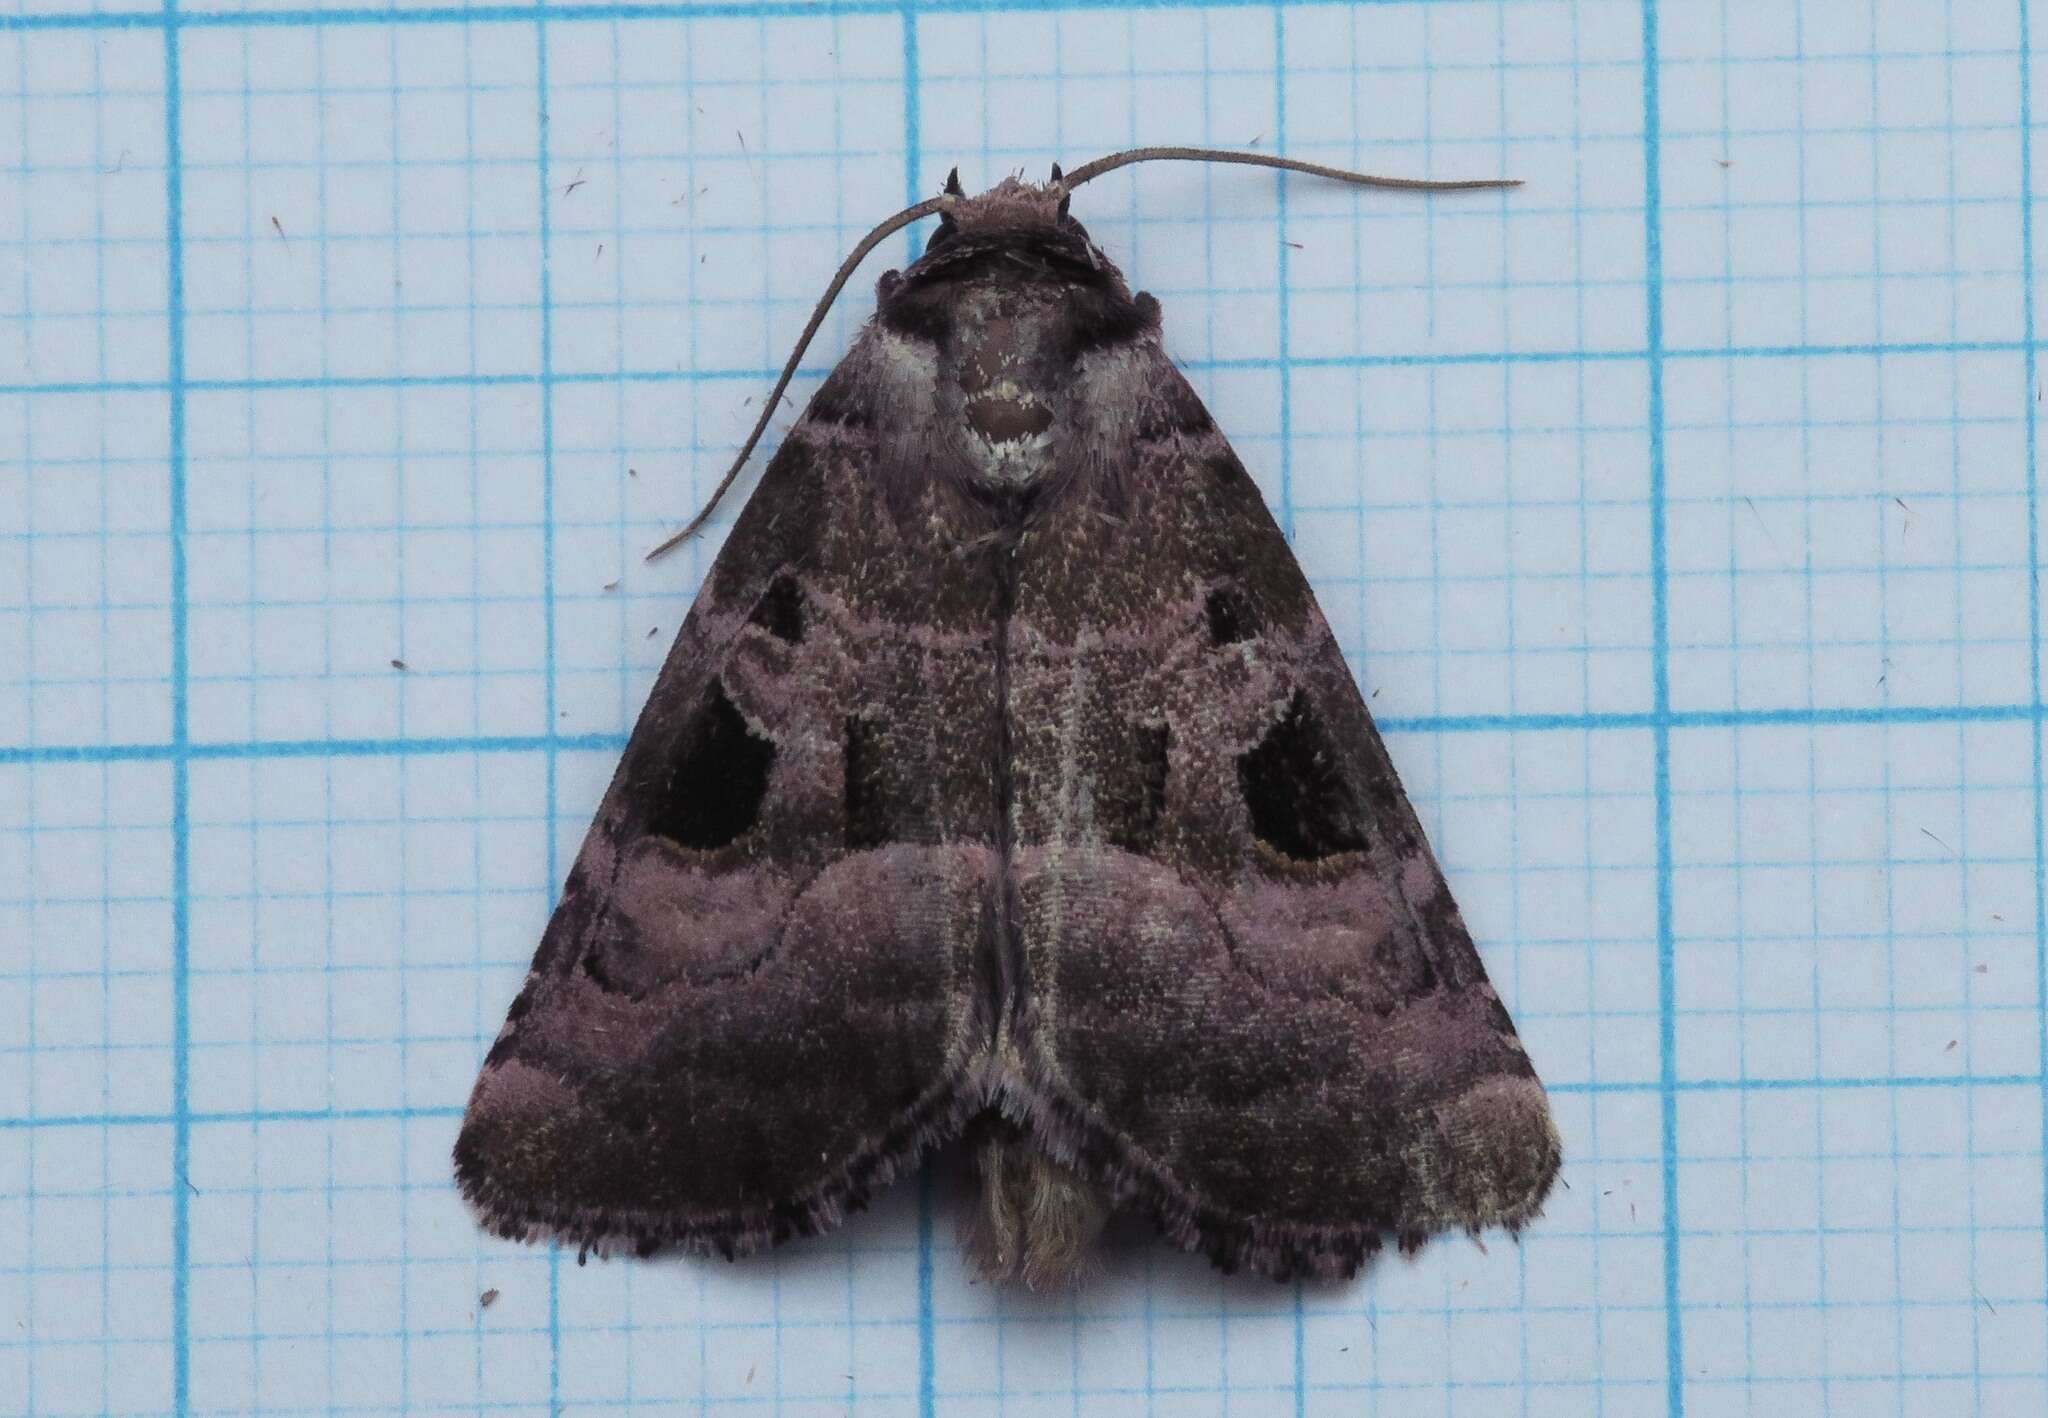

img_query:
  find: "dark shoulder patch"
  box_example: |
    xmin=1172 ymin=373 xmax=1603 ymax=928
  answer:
xmin=805 ymin=362 xmax=884 ymax=429
xmin=1063 ymin=286 xmax=1157 ymax=357
xmin=1136 ymin=378 xmax=1217 ymax=443
xmin=877 ymin=286 xmax=953 ymax=342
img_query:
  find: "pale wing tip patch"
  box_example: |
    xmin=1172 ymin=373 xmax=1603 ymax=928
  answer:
xmin=1429 ymin=1073 xmax=1562 ymax=1233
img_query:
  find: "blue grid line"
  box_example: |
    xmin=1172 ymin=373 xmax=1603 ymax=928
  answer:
xmin=1635 ymin=6 xmax=1684 ymax=1415
xmin=2024 ymin=0 xmax=2048 ymax=1367
xmin=14 ymin=336 xmax=2048 ymax=404
xmin=157 ymin=4 xmax=194 ymax=1415
xmin=896 ymin=13 xmax=938 ymax=1417
xmin=532 ymin=13 xmax=566 ymax=1411
xmin=7 ymin=1070 xmax=2043 ymax=1135
xmin=11 ymin=701 xmax=2047 ymax=770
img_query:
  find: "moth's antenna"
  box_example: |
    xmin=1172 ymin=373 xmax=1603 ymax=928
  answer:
xmin=646 ymin=191 xmax=955 ymax=561
xmin=1057 ymin=145 xmax=1519 ymax=194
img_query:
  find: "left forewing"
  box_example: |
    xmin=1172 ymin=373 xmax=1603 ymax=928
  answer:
xmin=456 ymin=328 xmax=1007 ymax=1261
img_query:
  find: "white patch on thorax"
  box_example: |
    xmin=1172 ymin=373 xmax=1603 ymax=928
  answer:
xmin=964 ymin=420 xmax=1055 ymax=486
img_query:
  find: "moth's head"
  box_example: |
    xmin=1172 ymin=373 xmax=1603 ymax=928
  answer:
xmin=929 ymin=169 xmax=1074 ymax=241
xmin=892 ymin=166 xmax=1119 ymax=291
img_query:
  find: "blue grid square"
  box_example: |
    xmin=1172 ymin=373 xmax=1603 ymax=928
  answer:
xmin=1280 ymin=3 xmax=1650 ymax=361
xmin=1675 ymin=1081 xmax=2047 ymax=1417
xmin=1292 ymin=358 xmax=1654 ymax=719
xmin=1120 ymin=204 xmax=1287 ymax=372
xmin=184 ymin=1112 xmax=556 ymax=1416
xmin=1670 ymin=720 xmax=2038 ymax=1086
xmin=0 ymin=27 xmax=170 ymax=388
xmin=0 ymin=388 xmax=174 ymax=749
xmin=1 ymin=760 xmax=176 ymax=1125
xmin=920 ymin=5 xmax=1278 ymax=180
xmin=3 ymin=1122 xmax=176 ymax=1418
xmin=176 ymin=23 xmax=543 ymax=384
xmin=184 ymin=752 xmax=550 ymax=1120
xmin=1663 ymin=351 xmax=2032 ymax=714
xmin=542 ymin=14 xmax=907 ymax=381
xmin=1660 ymin=3 xmax=2027 ymax=351
xmin=180 ymin=382 xmax=550 ymax=745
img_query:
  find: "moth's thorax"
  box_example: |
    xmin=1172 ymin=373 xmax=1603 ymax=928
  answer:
xmin=944 ymin=284 xmax=1065 ymax=487
xmin=867 ymin=176 xmax=1148 ymax=491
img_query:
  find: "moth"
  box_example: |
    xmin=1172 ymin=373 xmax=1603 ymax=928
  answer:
xmin=455 ymin=148 xmax=1560 ymax=1286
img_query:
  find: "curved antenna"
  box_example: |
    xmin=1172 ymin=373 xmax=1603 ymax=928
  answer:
xmin=1058 ymin=144 xmax=1519 ymax=194
xmin=644 ymin=191 xmax=954 ymax=561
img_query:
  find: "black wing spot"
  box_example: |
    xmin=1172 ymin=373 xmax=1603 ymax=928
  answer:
xmin=1204 ymin=585 xmax=1257 ymax=646
xmin=1238 ymin=692 xmax=1367 ymax=861
xmin=751 ymin=573 xmax=806 ymax=644
xmin=844 ymin=716 xmax=889 ymax=849
xmin=647 ymin=679 xmax=773 ymax=850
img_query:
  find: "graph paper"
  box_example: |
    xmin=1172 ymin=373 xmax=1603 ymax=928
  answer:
xmin=3 ymin=0 xmax=2045 ymax=1413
